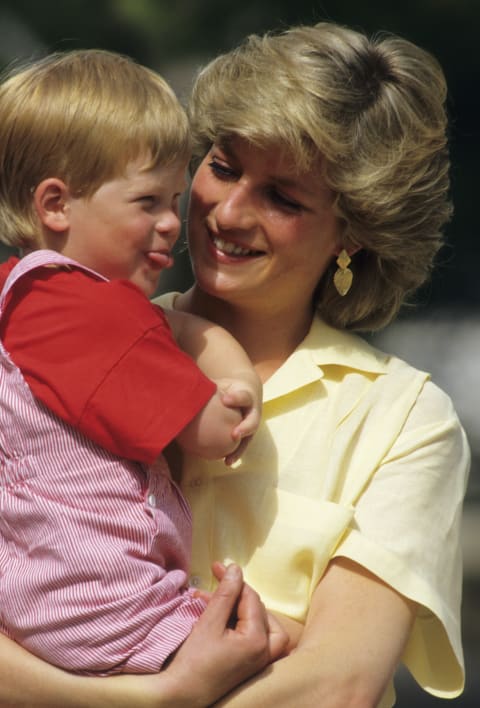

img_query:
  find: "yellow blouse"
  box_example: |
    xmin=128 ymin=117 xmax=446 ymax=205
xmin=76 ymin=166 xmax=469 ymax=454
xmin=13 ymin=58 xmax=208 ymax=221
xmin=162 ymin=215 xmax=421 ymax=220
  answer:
xmin=155 ymin=294 xmax=470 ymax=704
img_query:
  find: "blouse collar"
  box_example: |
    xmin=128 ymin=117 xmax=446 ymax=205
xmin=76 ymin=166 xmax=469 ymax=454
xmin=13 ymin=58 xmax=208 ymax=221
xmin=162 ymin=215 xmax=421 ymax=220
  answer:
xmin=263 ymin=315 xmax=389 ymax=403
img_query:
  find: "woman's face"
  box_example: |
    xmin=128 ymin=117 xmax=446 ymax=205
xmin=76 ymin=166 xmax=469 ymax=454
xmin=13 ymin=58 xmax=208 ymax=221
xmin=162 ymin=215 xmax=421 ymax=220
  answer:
xmin=187 ymin=137 xmax=341 ymax=316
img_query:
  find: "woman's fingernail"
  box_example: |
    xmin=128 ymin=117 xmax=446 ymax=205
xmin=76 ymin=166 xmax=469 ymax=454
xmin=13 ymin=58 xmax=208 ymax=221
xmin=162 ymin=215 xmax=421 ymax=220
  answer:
xmin=224 ymin=564 xmax=241 ymax=580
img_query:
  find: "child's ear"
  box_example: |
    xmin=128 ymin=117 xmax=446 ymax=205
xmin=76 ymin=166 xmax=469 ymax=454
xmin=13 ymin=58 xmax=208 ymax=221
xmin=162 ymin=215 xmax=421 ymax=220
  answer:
xmin=33 ymin=178 xmax=71 ymax=232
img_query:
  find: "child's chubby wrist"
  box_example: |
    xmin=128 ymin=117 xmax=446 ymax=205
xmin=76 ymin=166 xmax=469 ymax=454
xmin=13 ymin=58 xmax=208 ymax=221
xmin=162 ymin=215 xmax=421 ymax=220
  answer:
xmin=235 ymin=368 xmax=262 ymax=391
xmin=216 ymin=373 xmax=262 ymax=405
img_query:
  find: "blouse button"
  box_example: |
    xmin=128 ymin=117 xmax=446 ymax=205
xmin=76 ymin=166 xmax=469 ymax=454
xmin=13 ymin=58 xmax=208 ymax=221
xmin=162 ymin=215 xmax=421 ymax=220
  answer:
xmin=147 ymin=493 xmax=156 ymax=507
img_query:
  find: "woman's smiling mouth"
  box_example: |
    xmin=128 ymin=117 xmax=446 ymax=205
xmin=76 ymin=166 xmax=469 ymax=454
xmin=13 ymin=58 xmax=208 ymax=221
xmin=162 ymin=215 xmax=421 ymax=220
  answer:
xmin=211 ymin=235 xmax=263 ymax=257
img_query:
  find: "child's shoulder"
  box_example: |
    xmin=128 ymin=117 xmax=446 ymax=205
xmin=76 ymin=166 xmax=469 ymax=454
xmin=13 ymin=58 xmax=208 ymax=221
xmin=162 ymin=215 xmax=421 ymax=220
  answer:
xmin=62 ymin=270 xmax=170 ymax=334
xmin=8 ymin=265 xmax=169 ymax=342
xmin=0 ymin=255 xmax=20 ymax=290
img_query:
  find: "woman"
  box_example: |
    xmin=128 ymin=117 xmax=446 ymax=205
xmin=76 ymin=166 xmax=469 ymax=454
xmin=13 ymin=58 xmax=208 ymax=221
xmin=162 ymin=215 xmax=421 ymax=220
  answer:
xmin=0 ymin=21 xmax=469 ymax=707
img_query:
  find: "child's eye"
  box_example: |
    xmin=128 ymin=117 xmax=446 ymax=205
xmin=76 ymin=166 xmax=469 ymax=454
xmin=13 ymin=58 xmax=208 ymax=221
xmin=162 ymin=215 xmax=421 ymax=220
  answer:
xmin=136 ymin=195 xmax=158 ymax=210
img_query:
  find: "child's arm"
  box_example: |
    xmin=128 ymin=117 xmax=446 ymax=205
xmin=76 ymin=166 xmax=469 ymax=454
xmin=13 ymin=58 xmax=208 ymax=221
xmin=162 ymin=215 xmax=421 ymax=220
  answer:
xmin=164 ymin=309 xmax=262 ymax=463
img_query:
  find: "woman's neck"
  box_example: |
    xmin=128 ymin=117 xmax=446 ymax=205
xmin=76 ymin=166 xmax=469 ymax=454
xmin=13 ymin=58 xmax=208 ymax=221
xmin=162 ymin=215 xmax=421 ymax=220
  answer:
xmin=176 ymin=285 xmax=314 ymax=382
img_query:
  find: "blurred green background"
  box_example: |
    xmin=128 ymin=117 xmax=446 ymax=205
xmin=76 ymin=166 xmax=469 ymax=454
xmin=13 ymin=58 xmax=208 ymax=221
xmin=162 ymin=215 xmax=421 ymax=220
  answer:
xmin=0 ymin=1 xmax=478 ymax=705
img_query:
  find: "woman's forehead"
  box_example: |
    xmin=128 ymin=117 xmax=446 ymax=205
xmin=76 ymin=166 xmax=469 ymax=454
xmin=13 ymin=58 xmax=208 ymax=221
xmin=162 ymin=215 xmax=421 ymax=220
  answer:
xmin=216 ymin=135 xmax=325 ymax=190
xmin=222 ymin=134 xmax=318 ymax=167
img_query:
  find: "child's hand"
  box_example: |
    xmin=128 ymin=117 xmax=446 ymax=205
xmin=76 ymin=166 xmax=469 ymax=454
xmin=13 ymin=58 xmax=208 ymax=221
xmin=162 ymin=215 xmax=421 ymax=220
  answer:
xmin=216 ymin=376 xmax=262 ymax=464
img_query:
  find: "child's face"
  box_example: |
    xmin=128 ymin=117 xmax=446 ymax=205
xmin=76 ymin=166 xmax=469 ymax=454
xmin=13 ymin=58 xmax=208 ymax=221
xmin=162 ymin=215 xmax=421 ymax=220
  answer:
xmin=63 ymin=157 xmax=187 ymax=297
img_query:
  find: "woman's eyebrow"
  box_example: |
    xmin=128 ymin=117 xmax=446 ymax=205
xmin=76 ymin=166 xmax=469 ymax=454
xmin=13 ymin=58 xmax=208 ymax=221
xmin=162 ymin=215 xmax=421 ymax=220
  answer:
xmin=272 ymin=175 xmax=318 ymax=198
xmin=214 ymin=139 xmax=235 ymax=158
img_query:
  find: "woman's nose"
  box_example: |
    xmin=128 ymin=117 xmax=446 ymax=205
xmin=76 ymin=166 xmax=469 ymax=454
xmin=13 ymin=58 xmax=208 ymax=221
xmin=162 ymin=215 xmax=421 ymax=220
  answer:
xmin=214 ymin=184 xmax=257 ymax=231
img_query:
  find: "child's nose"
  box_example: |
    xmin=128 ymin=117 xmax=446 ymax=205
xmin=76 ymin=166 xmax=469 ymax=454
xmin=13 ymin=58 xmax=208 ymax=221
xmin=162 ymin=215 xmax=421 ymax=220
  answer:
xmin=155 ymin=210 xmax=181 ymax=240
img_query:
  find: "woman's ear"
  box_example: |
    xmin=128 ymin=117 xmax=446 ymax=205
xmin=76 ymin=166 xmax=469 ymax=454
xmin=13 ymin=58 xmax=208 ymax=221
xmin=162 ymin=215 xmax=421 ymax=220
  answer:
xmin=334 ymin=244 xmax=361 ymax=258
xmin=33 ymin=178 xmax=71 ymax=233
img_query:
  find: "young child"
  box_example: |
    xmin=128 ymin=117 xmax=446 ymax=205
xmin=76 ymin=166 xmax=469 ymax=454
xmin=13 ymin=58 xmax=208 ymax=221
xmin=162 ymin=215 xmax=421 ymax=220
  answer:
xmin=0 ymin=50 xmax=262 ymax=675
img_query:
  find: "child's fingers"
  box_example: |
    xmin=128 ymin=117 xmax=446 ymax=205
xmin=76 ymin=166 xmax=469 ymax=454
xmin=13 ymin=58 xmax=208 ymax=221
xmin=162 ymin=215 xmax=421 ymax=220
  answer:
xmin=232 ymin=408 xmax=261 ymax=438
xmin=220 ymin=388 xmax=254 ymax=409
xmin=224 ymin=436 xmax=251 ymax=466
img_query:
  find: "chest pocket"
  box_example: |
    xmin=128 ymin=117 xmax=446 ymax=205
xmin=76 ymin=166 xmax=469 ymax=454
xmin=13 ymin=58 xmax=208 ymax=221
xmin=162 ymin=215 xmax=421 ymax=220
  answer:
xmin=237 ymin=364 xmax=429 ymax=623
xmin=235 ymin=489 xmax=354 ymax=622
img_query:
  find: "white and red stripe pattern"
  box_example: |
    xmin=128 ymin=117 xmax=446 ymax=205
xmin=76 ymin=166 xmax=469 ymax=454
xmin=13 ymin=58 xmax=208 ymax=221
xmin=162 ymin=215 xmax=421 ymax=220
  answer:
xmin=0 ymin=251 xmax=205 ymax=675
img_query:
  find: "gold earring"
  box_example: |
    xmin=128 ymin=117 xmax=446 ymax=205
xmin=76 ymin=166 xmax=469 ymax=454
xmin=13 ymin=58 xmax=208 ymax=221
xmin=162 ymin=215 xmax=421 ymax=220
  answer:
xmin=333 ymin=249 xmax=353 ymax=296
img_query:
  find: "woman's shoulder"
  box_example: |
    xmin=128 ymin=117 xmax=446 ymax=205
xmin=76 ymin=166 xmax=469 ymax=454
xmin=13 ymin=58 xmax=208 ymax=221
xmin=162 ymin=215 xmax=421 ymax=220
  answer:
xmin=152 ymin=290 xmax=181 ymax=309
xmin=306 ymin=314 xmax=426 ymax=378
xmin=308 ymin=314 xmax=465 ymax=424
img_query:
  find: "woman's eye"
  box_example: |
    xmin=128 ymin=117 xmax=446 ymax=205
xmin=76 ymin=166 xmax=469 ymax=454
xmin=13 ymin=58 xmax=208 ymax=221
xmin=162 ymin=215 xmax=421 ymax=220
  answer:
xmin=208 ymin=159 xmax=236 ymax=179
xmin=269 ymin=189 xmax=302 ymax=212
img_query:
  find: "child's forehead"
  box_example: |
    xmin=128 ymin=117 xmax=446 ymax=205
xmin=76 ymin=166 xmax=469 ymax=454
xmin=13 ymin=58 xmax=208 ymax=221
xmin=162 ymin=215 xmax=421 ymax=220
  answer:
xmin=124 ymin=153 xmax=188 ymax=175
xmin=118 ymin=156 xmax=189 ymax=189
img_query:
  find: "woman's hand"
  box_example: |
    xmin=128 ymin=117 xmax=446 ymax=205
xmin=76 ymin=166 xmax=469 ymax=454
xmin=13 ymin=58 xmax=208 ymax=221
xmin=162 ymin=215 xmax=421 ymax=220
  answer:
xmin=159 ymin=563 xmax=288 ymax=706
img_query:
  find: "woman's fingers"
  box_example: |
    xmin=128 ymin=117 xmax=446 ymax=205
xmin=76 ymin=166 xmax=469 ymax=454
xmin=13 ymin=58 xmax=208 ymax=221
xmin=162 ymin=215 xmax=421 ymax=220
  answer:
xmin=198 ymin=564 xmax=244 ymax=632
xmin=212 ymin=562 xmax=289 ymax=660
xmin=265 ymin=611 xmax=290 ymax=660
xmin=163 ymin=564 xmax=275 ymax=704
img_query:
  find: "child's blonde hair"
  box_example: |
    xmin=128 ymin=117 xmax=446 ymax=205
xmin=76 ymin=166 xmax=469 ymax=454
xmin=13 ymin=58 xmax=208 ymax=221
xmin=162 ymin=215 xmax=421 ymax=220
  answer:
xmin=0 ymin=49 xmax=190 ymax=249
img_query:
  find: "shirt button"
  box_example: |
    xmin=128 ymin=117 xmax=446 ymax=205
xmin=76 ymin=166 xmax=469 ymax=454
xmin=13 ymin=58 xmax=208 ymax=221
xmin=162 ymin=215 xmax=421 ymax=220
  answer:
xmin=147 ymin=493 xmax=156 ymax=507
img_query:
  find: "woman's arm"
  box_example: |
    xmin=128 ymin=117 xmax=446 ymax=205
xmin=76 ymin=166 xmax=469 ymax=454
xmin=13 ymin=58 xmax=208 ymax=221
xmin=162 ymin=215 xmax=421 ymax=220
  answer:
xmin=0 ymin=565 xmax=287 ymax=708
xmin=215 ymin=557 xmax=416 ymax=708
xmin=0 ymin=632 xmax=126 ymax=708
xmin=165 ymin=309 xmax=262 ymax=462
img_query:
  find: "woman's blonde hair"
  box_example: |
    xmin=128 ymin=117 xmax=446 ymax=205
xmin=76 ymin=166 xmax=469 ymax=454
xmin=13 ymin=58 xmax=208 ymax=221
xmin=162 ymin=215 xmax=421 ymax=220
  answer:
xmin=0 ymin=49 xmax=190 ymax=249
xmin=188 ymin=23 xmax=452 ymax=331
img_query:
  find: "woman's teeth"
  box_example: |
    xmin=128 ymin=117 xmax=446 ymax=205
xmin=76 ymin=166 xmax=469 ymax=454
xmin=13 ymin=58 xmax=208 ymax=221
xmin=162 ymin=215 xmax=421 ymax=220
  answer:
xmin=213 ymin=236 xmax=258 ymax=256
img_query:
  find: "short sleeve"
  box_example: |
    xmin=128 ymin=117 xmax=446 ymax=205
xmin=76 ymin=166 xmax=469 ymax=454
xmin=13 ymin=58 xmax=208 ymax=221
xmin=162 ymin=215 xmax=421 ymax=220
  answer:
xmin=78 ymin=314 xmax=217 ymax=463
xmin=334 ymin=381 xmax=470 ymax=697
xmin=1 ymin=268 xmax=216 ymax=463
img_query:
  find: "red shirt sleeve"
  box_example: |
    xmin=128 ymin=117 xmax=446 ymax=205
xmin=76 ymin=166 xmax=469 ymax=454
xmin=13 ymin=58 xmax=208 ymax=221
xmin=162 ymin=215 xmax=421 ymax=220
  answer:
xmin=0 ymin=266 xmax=216 ymax=463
